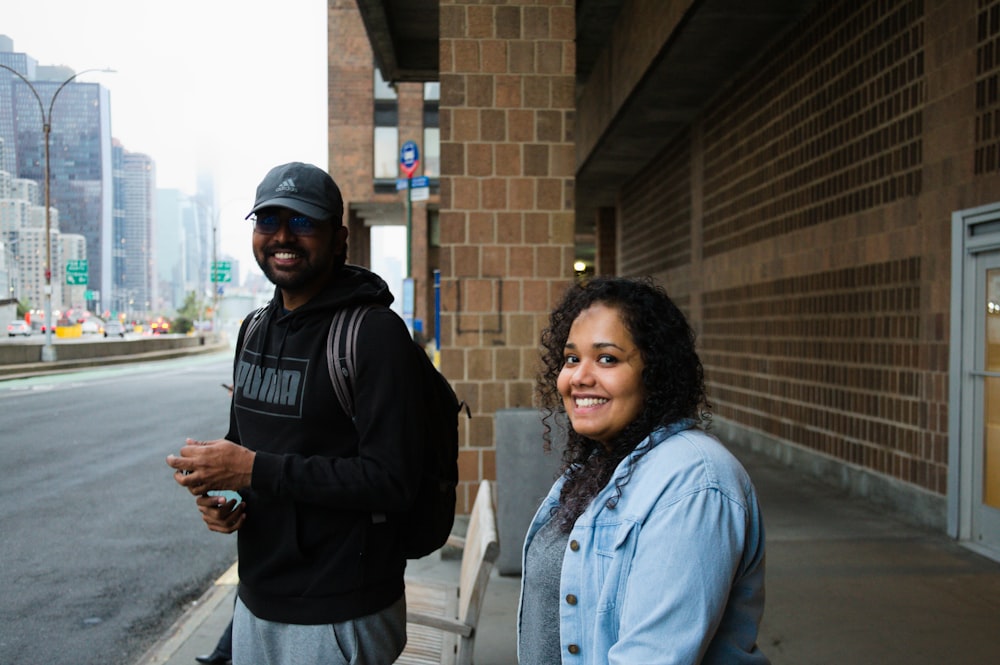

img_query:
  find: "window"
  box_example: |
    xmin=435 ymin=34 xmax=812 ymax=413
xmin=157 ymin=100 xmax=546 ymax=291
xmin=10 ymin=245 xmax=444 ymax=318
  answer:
xmin=374 ymin=127 xmax=399 ymax=179
xmin=374 ymin=65 xmax=399 ymax=179
xmin=423 ymin=127 xmax=440 ymax=178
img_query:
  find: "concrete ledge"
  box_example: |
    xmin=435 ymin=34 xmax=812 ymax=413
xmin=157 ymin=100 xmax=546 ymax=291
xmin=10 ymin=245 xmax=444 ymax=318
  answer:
xmin=0 ymin=336 xmax=230 ymax=379
xmin=713 ymin=417 xmax=947 ymax=532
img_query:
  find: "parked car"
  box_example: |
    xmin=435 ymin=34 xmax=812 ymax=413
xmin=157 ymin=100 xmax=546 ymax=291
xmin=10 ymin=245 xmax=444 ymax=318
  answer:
xmin=7 ymin=320 xmax=31 ymax=337
xmin=104 ymin=321 xmax=126 ymax=338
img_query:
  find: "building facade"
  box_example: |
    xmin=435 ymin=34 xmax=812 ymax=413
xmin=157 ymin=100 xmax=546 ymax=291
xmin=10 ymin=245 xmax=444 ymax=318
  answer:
xmin=111 ymin=146 xmax=156 ymax=318
xmin=328 ymin=6 xmax=443 ymax=333
xmin=0 ymin=171 xmax=63 ymax=315
xmin=344 ymin=0 xmax=1000 ymax=561
xmin=335 ymin=0 xmax=576 ymax=514
xmin=0 ymin=39 xmax=114 ymax=315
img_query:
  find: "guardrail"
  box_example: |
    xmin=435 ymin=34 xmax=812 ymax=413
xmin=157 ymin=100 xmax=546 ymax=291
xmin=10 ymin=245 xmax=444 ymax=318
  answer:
xmin=0 ymin=333 xmax=230 ymax=379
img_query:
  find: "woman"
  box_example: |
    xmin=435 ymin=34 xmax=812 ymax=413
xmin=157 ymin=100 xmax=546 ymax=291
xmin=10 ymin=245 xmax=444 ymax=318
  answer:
xmin=519 ymin=276 xmax=768 ymax=664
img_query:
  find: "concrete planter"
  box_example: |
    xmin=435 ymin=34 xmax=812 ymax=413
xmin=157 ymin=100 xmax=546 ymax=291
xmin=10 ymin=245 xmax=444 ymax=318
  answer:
xmin=494 ymin=408 xmax=564 ymax=576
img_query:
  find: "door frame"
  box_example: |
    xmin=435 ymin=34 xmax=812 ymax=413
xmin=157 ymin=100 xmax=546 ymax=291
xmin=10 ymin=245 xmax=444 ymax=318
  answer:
xmin=949 ymin=202 xmax=1000 ymax=562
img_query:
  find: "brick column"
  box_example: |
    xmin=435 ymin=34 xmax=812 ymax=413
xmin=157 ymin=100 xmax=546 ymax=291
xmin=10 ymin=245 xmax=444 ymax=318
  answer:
xmin=397 ymin=82 xmax=433 ymax=332
xmin=328 ymin=0 xmax=374 ymax=266
xmin=594 ymin=206 xmax=617 ymax=276
xmin=439 ymin=0 xmax=576 ymax=511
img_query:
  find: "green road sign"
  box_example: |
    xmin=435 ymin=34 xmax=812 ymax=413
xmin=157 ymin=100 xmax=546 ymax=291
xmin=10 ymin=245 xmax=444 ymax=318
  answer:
xmin=66 ymin=259 xmax=88 ymax=284
xmin=211 ymin=260 xmax=232 ymax=283
xmin=67 ymin=259 xmax=88 ymax=273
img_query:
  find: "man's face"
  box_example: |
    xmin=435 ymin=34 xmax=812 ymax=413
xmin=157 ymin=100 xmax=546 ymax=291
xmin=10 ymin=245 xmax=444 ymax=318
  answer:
xmin=251 ymin=207 xmax=347 ymax=308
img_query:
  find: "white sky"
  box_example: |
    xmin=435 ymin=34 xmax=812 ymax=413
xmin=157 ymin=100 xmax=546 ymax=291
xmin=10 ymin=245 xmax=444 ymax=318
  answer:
xmin=0 ymin=0 xmax=330 ymax=278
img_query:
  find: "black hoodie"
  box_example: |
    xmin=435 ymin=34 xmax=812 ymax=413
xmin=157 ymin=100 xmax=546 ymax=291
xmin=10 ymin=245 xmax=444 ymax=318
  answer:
xmin=227 ymin=265 xmax=425 ymax=624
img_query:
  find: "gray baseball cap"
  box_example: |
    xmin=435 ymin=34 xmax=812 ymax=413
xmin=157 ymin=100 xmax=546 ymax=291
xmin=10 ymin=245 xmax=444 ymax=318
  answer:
xmin=246 ymin=162 xmax=344 ymax=223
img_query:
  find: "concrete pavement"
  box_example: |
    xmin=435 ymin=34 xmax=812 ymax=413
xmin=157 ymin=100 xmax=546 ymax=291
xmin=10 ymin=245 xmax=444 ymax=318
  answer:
xmin=134 ymin=445 xmax=1000 ymax=665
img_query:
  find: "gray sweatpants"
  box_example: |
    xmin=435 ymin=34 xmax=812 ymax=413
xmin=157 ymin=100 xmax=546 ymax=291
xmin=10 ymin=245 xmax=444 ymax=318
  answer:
xmin=232 ymin=595 xmax=406 ymax=665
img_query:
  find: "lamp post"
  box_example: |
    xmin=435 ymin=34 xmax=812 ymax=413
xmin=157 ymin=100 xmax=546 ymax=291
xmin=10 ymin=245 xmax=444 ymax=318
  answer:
xmin=0 ymin=64 xmax=114 ymax=361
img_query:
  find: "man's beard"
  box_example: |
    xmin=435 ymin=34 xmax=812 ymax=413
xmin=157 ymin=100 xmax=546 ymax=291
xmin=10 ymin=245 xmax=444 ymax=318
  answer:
xmin=255 ymin=243 xmax=345 ymax=291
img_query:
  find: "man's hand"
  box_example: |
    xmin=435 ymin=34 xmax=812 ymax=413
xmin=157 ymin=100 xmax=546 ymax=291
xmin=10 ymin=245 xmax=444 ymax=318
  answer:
xmin=196 ymin=494 xmax=246 ymax=534
xmin=166 ymin=438 xmax=255 ymax=497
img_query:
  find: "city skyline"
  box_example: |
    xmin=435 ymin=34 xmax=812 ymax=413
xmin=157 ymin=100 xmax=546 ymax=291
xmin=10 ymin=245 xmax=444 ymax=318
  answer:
xmin=0 ymin=0 xmax=329 ymax=273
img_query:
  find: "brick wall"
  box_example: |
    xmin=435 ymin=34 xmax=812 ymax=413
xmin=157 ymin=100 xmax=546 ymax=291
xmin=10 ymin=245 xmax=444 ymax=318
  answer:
xmin=608 ymin=0 xmax=997 ymax=497
xmin=439 ymin=0 xmax=576 ymax=512
xmin=328 ymin=0 xmax=375 ymax=264
xmin=975 ymin=0 xmax=1000 ymax=173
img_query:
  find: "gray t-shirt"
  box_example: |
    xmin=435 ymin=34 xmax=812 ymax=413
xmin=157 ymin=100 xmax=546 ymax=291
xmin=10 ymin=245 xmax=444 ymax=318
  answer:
xmin=519 ymin=515 xmax=570 ymax=664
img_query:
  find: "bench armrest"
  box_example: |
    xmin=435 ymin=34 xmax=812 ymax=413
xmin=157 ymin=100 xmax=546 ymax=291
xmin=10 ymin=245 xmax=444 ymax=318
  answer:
xmin=406 ymin=609 xmax=474 ymax=637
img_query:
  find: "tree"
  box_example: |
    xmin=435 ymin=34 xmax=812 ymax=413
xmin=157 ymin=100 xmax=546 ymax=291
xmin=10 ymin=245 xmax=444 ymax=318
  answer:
xmin=176 ymin=291 xmax=204 ymax=321
xmin=173 ymin=291 xmax=204 ymax=335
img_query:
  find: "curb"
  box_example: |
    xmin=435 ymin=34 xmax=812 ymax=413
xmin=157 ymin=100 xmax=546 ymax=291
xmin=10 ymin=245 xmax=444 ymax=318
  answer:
xmin=134 ymin=562 xmax=238 ymax=665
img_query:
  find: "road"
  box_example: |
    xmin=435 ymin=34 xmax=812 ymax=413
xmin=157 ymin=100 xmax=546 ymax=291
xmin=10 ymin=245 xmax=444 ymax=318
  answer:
xmin=0 ymin=352 xmax=239 ymax=665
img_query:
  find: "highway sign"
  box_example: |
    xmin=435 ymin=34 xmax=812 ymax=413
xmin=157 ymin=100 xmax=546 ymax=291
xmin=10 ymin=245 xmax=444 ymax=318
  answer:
xmin=211 ymin=260 xmax=232 ymax=283
xmin=66 ymin=259 xmax=88 ymax=285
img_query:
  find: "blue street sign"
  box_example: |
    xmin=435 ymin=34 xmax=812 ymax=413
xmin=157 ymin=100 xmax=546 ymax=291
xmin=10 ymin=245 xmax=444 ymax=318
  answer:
xmin=400 ymin=141 xmax=419 ymax=168
xmin=400 ymin=141 xmax=419 ymax=176
xmin=398 ymin=176 xmax=429 ymax=190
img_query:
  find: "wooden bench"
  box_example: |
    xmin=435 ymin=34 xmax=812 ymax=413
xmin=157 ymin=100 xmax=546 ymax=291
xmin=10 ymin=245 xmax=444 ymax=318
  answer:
xmin=396 ymin=479 xmax=500 ymax=665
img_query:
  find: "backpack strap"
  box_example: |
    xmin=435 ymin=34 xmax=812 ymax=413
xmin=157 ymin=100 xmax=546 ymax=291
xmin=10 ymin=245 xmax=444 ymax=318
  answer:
xmin=326 ymin=304 xmax=386 ymax=525
xmin=235 ymin=306 xmax=268 ymax=359
xmin=326 ymin=304 xmax=377 ymax=419
xmin=246 ymin=306 xmax=267 ymax=338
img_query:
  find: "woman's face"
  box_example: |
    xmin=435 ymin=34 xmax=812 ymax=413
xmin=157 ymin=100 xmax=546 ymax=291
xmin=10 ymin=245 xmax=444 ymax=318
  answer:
xmin=557 ymin=303 xmax=645 ymax=447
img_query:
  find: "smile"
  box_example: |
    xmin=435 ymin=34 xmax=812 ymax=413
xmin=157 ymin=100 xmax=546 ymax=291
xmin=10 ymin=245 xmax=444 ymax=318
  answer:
xmin=575 ymin=397 xmax=608 ymax=408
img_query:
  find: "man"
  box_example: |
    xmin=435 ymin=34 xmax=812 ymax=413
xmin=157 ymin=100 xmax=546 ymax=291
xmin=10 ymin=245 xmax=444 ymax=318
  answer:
xmin=167 ymin=162 xmax=423 ymax=664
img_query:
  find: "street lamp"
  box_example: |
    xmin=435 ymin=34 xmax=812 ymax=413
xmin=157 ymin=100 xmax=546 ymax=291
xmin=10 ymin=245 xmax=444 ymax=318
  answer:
xmin=0 ymin=64 xmax=114 ymax=361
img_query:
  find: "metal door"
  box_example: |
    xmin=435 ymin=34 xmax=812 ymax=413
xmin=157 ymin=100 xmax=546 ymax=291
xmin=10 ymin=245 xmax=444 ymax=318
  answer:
xmin=971 ymin=254 xmax=1000 ymax=551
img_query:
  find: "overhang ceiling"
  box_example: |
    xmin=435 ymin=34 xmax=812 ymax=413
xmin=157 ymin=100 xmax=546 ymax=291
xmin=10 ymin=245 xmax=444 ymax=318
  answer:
xmin=355 ymin=0 xmax=440 ymax=83
xmin=355 ymin=0 xmax=823 ymax=253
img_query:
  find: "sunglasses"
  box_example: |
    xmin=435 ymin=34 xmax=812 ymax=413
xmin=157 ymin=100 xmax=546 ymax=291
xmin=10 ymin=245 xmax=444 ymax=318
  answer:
xmin=251 ymin=214 xmax=322 ymax=237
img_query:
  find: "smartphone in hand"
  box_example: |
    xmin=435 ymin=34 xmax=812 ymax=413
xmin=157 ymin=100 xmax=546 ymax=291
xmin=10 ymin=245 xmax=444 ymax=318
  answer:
xmin=207 ymin=490 xmax=242 ymax=504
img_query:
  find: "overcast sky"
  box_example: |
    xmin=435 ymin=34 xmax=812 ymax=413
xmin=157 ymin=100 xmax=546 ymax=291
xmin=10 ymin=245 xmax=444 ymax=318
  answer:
xmin=0 ymin=0 xmax=330 ymax=274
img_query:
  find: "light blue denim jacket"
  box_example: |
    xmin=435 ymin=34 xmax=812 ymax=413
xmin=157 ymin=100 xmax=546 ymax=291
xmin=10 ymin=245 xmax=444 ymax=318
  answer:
xmin=518 ymin=424 xmax=769 ymax=664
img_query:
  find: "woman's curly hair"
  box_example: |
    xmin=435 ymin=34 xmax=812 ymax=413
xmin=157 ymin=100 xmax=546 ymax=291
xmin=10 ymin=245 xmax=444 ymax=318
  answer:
xmin=537 ymin=276 xmax=710 ymax=531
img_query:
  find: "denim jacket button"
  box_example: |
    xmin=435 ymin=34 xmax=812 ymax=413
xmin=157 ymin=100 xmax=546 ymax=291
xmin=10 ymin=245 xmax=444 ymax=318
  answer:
xmin=569 ymin=539 xmax=580 ymax=551
xmin=568 ymin=644 xmax=580 ymax=655
xmin=566 ymin=593 xmax=577 ymax=605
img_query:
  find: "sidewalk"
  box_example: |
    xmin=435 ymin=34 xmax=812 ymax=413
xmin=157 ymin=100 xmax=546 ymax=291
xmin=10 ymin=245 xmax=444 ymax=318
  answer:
xmin=135 ymin=445 xmax=1000 ymax=665
xmin=133 ymin=550 xmax=521 ymax=665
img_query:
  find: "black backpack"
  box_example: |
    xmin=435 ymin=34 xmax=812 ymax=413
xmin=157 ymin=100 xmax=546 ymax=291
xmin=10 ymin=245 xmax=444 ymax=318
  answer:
xmin=239 ymin=303 xmax=465 ymax=558
xmin=325 ymin=304 xmax=466 ymax=559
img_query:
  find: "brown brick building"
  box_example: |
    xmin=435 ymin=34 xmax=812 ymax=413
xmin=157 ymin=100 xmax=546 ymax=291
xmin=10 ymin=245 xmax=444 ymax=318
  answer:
xmin=333 ymin=0 xmax=1000 ymax=562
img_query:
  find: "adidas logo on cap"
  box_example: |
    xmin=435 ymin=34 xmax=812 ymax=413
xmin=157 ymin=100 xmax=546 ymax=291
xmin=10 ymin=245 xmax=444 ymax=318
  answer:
xmin=248 ymin=162 xmax=344 ymax=222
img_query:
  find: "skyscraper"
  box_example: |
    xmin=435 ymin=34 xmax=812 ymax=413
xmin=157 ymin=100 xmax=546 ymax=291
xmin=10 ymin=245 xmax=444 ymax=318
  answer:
xmin=0 ymin=37 xmax=114 ymax=314
xmin=113 ymin=145 xmax=156 ymax=317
